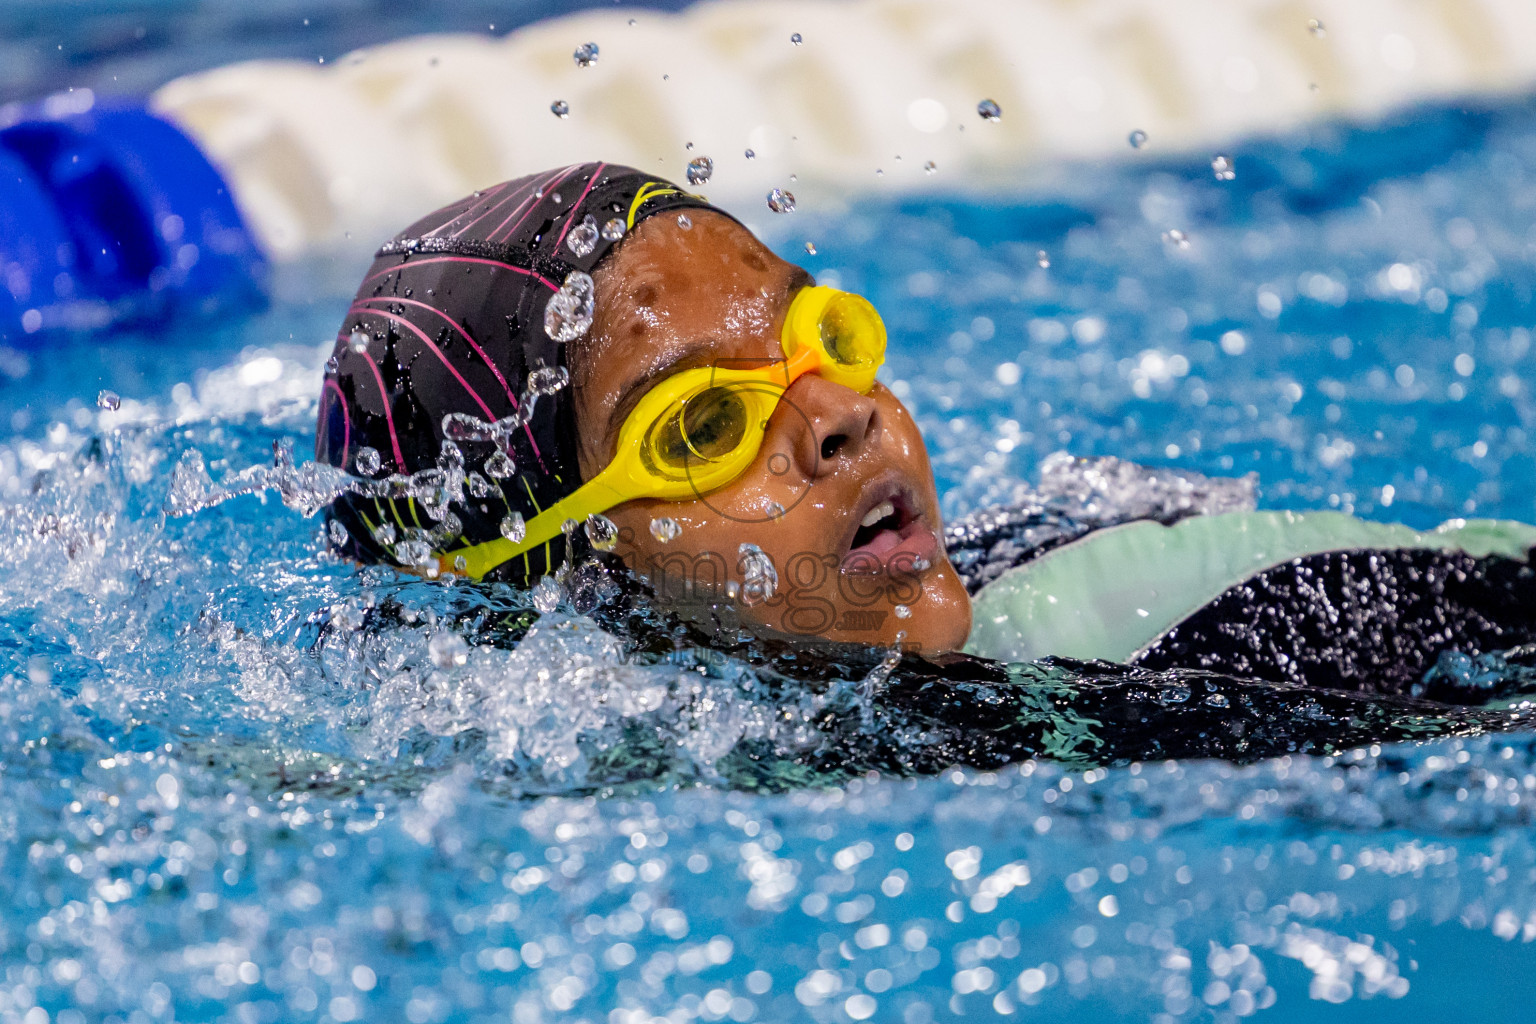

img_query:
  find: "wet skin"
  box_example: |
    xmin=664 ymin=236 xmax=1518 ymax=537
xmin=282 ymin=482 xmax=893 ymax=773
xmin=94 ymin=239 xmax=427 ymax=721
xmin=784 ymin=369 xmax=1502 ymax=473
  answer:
xmin=571 ymin=210 xmax=972 ymax=653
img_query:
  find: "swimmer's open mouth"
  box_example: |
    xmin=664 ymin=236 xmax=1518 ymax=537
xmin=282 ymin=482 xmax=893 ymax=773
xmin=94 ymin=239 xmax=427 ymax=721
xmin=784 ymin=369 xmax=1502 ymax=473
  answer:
xmin=842 ymin=486 xmax=939 ymax=572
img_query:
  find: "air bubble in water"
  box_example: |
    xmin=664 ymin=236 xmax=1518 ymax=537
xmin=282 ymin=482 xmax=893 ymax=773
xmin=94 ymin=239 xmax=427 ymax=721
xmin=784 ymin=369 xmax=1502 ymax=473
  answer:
xmin=977 ymin=98 xmax=1002 ymax=121
xmin=790 ymin=32 xmax=803 ymax=45
xmin=1307 ymin=18 xmax=1325 ymax=37
xmin=96 ymin=390 xmax=120 ymax=411
xmin=544 ymin=271 xmax=595 ymax=342
xmin=529 ymin=364 xmax=570 ymax=395
xmin=894 ymin=604 xmax=911 ymax=619
xmin=1129 ymin=129 xmax=1148 ymax=149
xmin=649 ymin=516 xmax=681 ymax=543
xmin=1162 ymin=228 xmax=1191 ymax=250
xmin=428 ymin=631 xmax=469 ymax=668
xmin=601 ymin=218 xmax=626 ymax=241
xmin=348 ymin=329 xmax=369 ymax=353
xmin=500 ymin=513 xmax=526 ymax=542
xmin=1211 ymin=153 xmax=1236 ymax=181
xmin=585 ymin=514 xmax=619 ymax=551
xmin=355 ymin=446 xmax=382 ymax=476
xmin=566 ymin=214 xmax=599 ymax=257
xmin=532 ymin=577 xmax=561 ymax=613
xmin=551 ymin=99 xmax=570 ymax=118
xmin=1037 ymin=250 xmax=1051 ymax=268
xmin=738 ymin=542 xmax=778 ymax=605
xmin=484 ymin=451 xmax=516 ymax=479
xmin=573 ymin=41 xmax=599 ymax=67
xmin=767 ymin=188 xmax=796 ymax=214
xmin=372 ymin=521 xmax=398 ymax=545
xmin=327 ymin=519 xmax=348 ymax=547
xmin=686 ymin=156 xmax=713 ymax=185
xmin=676 ymin=213 xmax=692 ymax=229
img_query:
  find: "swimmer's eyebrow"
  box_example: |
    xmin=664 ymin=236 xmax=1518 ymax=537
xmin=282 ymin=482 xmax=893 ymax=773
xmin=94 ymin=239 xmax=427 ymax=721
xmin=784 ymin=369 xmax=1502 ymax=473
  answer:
xmin=604 ymin=338 xmax=723 ymax=441
xmin=602 ymin=266 xmax=816 ymax=444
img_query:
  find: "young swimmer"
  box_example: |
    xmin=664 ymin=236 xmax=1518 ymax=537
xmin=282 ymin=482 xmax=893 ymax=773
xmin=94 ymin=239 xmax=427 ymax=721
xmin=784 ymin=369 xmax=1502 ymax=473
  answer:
xmin=318 ymin=162 xmax=1536 ymax=696
xmin=319 ymin=162 xmax=969 ymax=654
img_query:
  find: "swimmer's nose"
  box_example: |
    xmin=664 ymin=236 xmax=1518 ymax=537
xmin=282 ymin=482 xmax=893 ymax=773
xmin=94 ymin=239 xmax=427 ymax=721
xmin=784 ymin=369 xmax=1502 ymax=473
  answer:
xmin=782 ymin=374 xmax=879 ymax=478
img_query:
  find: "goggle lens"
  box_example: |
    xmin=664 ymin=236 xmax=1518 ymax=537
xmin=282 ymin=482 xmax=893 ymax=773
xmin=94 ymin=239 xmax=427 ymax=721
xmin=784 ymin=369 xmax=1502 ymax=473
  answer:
xmin=651 ymin=386 xmax=750 ymax=469
xmin=818 ymin=292 xmax=886 ymax=372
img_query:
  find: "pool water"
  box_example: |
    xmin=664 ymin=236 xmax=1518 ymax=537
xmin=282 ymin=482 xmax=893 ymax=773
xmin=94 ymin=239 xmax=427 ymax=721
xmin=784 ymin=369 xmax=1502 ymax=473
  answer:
xmin=5 ymin=86 xmax=1536 ymax=1021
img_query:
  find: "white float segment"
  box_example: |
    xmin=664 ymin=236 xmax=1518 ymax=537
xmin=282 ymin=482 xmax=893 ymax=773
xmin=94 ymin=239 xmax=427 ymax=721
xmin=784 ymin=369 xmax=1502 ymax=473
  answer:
xmin=150 ymin=0 xmax=1536 ymax=261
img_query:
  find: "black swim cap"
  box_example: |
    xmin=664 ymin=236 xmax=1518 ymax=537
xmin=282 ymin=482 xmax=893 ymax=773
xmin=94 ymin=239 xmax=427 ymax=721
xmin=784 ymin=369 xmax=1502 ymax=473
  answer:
xmin=315 ymin=162 xmax=729 ymax=584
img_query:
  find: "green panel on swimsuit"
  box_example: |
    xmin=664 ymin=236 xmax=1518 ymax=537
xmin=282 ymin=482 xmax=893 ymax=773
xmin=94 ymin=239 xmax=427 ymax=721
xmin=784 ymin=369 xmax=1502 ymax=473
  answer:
xmin=963 ymin=510 xmax=1536 ymax=665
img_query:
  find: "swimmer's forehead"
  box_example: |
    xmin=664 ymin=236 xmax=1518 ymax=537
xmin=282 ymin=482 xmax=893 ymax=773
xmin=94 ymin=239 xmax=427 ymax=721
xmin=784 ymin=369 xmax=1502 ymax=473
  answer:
xmin=580 ymin=214 xmax=813 ymax=438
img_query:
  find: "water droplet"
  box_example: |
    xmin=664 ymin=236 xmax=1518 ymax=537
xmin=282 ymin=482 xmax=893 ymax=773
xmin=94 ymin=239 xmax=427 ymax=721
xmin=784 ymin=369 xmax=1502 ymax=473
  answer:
xmin=355 ymin=446 xmax=382 ymax=476
xmin=676 ymin=213 xmax=692 ymax=229
xmin=500 ymin=513 xmax=526 ymax=542
xmin=484 ymin=451 xmax=516 ymax=479
xmin=327 ymin=519 xmax=348 ymax=547
xmin=1128 ymin=129 xmax=1148 ymax=149
xmin=1162 ymin=228 xmax=1191 ymax=250
xmin=466 ymin=472 xmax=492 ymax=498
xmin=1036 ymin=250 xmax=1051 ymax=268
xmin=551 ymin=99 xmax=570 ymax=118
xmin=923 ymin=160 xmax=937 ymax=174
xmin=685 ymin=141 xmax=694 ymax=151
xmin=1307 ymin=18 xmax=1325 ymax=37
xmin=543 ymin=270 xmax=595 ymax=342
xmin=396 ymin=538 xmax=436 ymax=567
xmin=894 ymin=604 xmax=911 ymax=619
xmin=737 ymin=542 xmax=778 ymax=605
xmin=348 ymin=329 xmax=369 ymax=353
xmin=573 ymin=41 xmax=599 ymax=67
xmin=325 ymin=355 xmax=339 ymax=374
xmin=790 ymin=32 xmax=803 ymax=45
xmin=766 ymin=188 xmax=796 ymax=214
xmin=442 ymin=412 xmax=496 ymax=442
xmin=372 ymin=521 xmax=397 ymax=545
xmin=766 ymin=501 xmax=785 ymax=520
xmin=428 ymin=631 xmax=469 ymax=668
xmin=744 ymin=148 xmax=756 ymax=160
xmin=531 ymin=577 xmax=561 ymax=613
xmin=600 ymin=218 xmax=626 ymax=242
xmin=585 ymin=514 xmax=619 ymax=551
xmin=96 ymin=389 xmax=120 ymax=411
xmin=529 ymin=364 xmax=570 ymax=395
xmin=565 ymin=214 xmax=599 ymax=257
xmin=1211 ymin=153 xmax=1236 ymax=181
xmin=649 ymin=516 xmax=681 ymax=543
xmin=911 ymin=556 xmax=931 ymax=572
xmin=977 ymin=98 xmax=1002 ymax=121
xmin=1205 ymin=692 xmax=1230 ymax=707
xmin=454 ymin=555 xmax=468 ymax=573
xmin=804 ymin=241 xmax=817 ymax=255
xmin=685 ymin=155 xmax=714 ymax=185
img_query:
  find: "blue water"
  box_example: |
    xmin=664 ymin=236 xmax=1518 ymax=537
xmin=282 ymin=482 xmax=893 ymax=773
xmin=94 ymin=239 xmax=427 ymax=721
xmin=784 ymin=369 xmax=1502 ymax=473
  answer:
xmin=5 ymin=53 xmax=1536 ymax=1024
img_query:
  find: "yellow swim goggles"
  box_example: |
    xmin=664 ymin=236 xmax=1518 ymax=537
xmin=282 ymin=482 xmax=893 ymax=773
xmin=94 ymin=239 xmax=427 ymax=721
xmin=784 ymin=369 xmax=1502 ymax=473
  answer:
xmin=442 ymin=285 xmax=887 ymax=578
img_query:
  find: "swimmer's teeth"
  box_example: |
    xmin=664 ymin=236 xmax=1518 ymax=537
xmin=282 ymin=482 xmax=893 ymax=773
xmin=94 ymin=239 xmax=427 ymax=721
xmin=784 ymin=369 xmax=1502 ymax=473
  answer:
xmin=861 ymin=501 xmax=895 ymax=529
